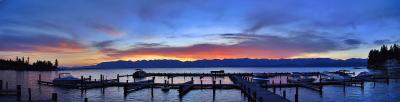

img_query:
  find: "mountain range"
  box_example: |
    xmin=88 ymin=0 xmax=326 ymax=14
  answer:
xmin=73 ymin=58 xmax=367 ymax=69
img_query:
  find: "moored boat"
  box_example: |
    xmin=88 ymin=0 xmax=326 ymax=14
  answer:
xmin=133 ymin=69 xmax=147 ymax=78
xmin=52 ymin=73 xmax=81 ymax=84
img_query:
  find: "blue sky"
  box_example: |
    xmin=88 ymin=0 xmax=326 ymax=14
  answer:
xmin=0 ymin=0 xmax=399 ymax=66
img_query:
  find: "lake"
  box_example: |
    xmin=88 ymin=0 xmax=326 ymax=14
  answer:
xmin=0 ymin=67 xmax=399 ymax=102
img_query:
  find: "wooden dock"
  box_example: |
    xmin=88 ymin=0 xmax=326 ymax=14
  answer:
xmin=33 ymin=71 xmax=394 ymax=102
xmin=178 ymin=80 xmax=195 ymax=97
xmin=232 ymin=75 xmax=290 ymax=102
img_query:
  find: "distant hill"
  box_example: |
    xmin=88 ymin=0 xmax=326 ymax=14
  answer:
xmin=74 ymin=58 xmax=367 ymax=69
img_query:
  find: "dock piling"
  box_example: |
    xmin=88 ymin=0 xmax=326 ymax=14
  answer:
xmin=89 ymin=76 xmax=92 ymax=82
xmin=295 ymin=86 xmax=299 ymax=102
xmin=84 ymin=98 xmax=88 ymax=102
xmin=151 ymin=77 xmax=155 ymax=98
xmin=373 ymin=76 xmax=376 ymax=88
xmin=212 ymin=80 xmax=216 ymax=100
xmin=39 ymin=74 xmax=42 ymax=82
xmin=81 ymin=76 xmax=84 ymax=88
xmin=28 ymin=88 xmax=32 ymax=101
xmin=283 ymin=90 xmax=286 ymax=99
xmin=171 ymin=77 xmax=174 ymax=84
xmin=272 ymin=80 xmax=276 ymax=94
xmin=200 ymin=80 xmax=203 ymax=89
xmin=343 ymin=80 xmax=346 ymax=92
xmin=52 ymin=93 xmax=58 ymax=102
xmin=16 ymin=85 xmax=21 ymax=101
xmin=117 ymin=74 xmax=120 ymax=82
xmin=279 ymin=80 xmax=282 ymax=90
xmin=386 ymin=76 xmax=389 ymax=85
xmin=0 ymin=80 xmax=2 ymax=90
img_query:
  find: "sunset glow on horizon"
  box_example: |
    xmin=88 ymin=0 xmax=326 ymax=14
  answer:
xmin=1 ymin=0 xmax=399 ymax=66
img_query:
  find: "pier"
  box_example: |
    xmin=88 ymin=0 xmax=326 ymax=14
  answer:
xmin=232 ymin=75 xmax=291 ymax=102
xmin=32 ymin=71 xmax=396 ymax=102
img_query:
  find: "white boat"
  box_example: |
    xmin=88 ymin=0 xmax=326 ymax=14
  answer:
xmin=288 ymin=76 xmax=316 ymax=83
xmin=356 ymin=71 xmax=374 ymax=77
xmin=133 ymin=69 xmax=147 ymax=78
xmin=321 ymin=71 xmax=351 ymax=81
xmin=52 ymin=73 xmax=80 ymax=84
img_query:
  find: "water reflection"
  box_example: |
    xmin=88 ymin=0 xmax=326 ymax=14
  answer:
xmin=0 ymin=67 xmax=399 ymax=102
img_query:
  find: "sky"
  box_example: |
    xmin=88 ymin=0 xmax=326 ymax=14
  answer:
xmin=0 ymin=0 xmax=399 ymax=66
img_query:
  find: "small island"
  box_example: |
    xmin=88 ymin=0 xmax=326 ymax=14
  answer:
xmin=0 ymin=57 xmax=58 ymax=71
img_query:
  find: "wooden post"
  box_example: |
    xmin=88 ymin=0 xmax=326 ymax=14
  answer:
xmin=0 ymin=80 xmax=2 ymax=90
xmin=28 ymin=88 xmax=32 ymax=101
xmin=52 ymin=93 xmax=58 ymax=102
xmin=126 ymin=80 xmax=128 ymax=84
xmin=16 ymin=85 xmax=21 ymax=101
xmin=39 ymin=74 xmax=42 ymax=82
xmin=372 ymin=77 xmax=376 ymax=88
xmin=151 ymin=77 xmax=155 ymax=98
xmin=361 ymin=80 xmax=365 ymax=90
xmin=279 ymin=80 xmax=282 ymax=90
xmin=117 ymin=74 xmax=120 ymax=82
xmin=81 ymin=76 xmax=84 ymax=86
xmin=272 ymin=80 xmax=276 ymax=94
xmin=123 ymin=85 xmax=127 ymax=96
xmin=283 ymin=90 xmax=286 ymax=99
xmin=171 ymin=77 xmax=174 ymax=84
xmin=89 ymin=76 xmax=92 ymax=82
xmin=295 ymin=86 xmax=299 ymax=102
xmin=343 ymin=80 xmax=346 ymax=92
xmin=212 ymin=80 xmax=216 ymax=100
xmin=220 ymin=80 xmax=222 ymax=85
xmin=286 ymin=76 xmax=289 ymax=82
xmin=84 ymin=98 xmax=88 ymax=102
xmin=200 ymin=80 xmax=203 ymax=89
xmin=191 ymin=77 xmax=194 ymax=82
xmin=386 ymin=76 xmax=389 ymax=85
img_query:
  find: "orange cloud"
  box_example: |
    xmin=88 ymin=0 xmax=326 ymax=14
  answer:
xmin=108 ymin=44 xmax=303 ymax=61
xmin=32 ymin=41 xmax=87 ymax=53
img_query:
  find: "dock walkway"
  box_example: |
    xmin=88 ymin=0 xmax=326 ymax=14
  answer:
xmin=231 ymin=75 xmax=290 ymax=102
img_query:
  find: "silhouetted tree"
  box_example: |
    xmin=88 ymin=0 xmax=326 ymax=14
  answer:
xmin=368 ymin=44 xmax=400 ymax=69
xmin=54 ymin=59 xmax=58 ymax=68
xmin=0 ymin=57 xmax=58 ymax=71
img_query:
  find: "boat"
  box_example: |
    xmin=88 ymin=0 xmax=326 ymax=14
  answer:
xmin=133 ymin=69 xmax=147 ymax=78
xmin=353 ymin=67 xmax=365 ymax=69
xmin=356 ymin=71 xmax=374 ymax=78
xmin=52 ymin=73 xmax=81 ymax=84
xmin=321 ymin=71 xmax=351 ymax=81
xmin=288 ymin=76 xmax=316 ymax=83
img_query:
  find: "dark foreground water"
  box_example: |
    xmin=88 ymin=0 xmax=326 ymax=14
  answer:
xmin=0 ymin=67 xmax=399 ymax=102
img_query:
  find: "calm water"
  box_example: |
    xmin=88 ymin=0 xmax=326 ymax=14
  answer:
xmin=0 ymin=67 xmax=399 ymax=102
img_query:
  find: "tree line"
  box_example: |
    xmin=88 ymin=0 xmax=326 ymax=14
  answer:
xmin=368 ymin=44 xmax=400 ymax=69
xmin=0 ymin=57 xmax=58 ymax=71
